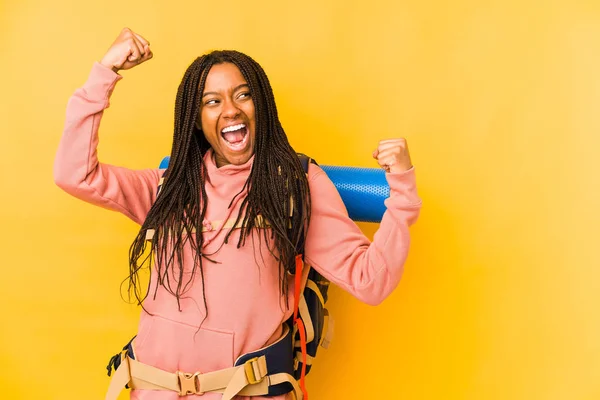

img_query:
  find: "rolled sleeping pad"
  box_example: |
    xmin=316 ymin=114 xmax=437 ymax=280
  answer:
xmin=158 ymin=156 xmax=389 ymax=223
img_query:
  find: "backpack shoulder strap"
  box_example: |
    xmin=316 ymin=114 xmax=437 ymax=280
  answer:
xmin=297 ymin=153 xmax=318 ymax=175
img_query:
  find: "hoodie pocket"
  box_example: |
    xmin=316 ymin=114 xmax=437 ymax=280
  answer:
xmin=134 ymin=314 xmax=234 ymax=374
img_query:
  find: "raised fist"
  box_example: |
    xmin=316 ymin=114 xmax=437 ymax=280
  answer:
xmin=100 ymin=28 xmax=153 ymax=73
xmin=372 ymin=138 xmax=413 ymax=173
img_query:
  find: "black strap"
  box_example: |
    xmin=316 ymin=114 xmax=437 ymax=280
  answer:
xmin=297 ymin=153 xmax=318 ymax=174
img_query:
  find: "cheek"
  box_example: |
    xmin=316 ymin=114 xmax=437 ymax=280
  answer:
xmin=199 ymin=111 xmax=215 ymax=133
xmin=199 ymin=110 xmax=207 ymax=130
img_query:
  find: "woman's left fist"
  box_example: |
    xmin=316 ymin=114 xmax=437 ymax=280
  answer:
xmin=372 ymin=138 xmax=413 ymax=173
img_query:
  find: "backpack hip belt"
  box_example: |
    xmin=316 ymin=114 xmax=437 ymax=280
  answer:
xmin=105 ymin=324 xmax=302 ymax=400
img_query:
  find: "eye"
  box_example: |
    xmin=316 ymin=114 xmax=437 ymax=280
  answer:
xmin=238 ymin=92 xmax=251 ymax=100
xmin=205 ymin=99 xmax=220 ymax=106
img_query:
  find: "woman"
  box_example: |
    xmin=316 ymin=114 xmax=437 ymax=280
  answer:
xmin=54 ymin=28 xmax=422 ymax=400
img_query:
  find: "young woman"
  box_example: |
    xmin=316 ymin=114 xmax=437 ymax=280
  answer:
xmin=54 ymin=28 xmax=422 ymax=400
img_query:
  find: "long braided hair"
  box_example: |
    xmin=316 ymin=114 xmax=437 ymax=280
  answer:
xmin=126 ymin=51 xmax=311 ymax=312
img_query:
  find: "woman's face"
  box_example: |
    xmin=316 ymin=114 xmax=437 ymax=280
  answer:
xmin=197 ymin=62 xmax=256 ymax=168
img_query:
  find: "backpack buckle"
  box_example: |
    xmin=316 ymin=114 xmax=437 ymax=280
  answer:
xmin=244 ymin=357 xmax=265 ymax=385
xmin=177 ymin=371 xmax=202 ymax=396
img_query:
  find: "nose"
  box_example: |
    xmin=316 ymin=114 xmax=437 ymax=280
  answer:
xmin=221 ymin=98 xmax=241 ymax=119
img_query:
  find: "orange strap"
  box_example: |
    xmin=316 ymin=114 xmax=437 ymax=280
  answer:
xmin=293 ymin=255 xmax=303 ymax=321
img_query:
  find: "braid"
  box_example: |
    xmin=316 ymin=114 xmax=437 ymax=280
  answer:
xmin=126 ymin=51 xmax=310 ymax=314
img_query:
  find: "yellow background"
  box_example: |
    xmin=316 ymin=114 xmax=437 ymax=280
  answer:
xmin=1 ymin=0 xmax=599 ymax=399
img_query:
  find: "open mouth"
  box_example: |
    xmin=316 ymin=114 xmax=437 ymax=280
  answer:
xmin=221 ymin=123 xmax=249 ymax=151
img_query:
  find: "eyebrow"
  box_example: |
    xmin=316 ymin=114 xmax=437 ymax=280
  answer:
xmin=202 ymin=83 xmax=250 ymax=98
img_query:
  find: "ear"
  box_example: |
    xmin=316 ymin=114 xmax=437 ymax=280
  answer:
xmin=195 ymin=114 xmax=202 ymax=131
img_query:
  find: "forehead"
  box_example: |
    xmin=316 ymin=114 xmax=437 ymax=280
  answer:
xmin=203 ymin=62 xmax=247 ymax=92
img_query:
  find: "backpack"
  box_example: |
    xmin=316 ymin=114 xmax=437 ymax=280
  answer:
xmin=106 ymin=153 xmax=333 ymax=400
xmin=290 ymin=154 xmax=334 ymax=393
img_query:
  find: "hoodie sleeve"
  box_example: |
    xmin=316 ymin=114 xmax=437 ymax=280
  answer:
xmin=53 ymin=62 xmax=162 ymax=225
xmin=303 ymin=163 xmax=422 ymax=305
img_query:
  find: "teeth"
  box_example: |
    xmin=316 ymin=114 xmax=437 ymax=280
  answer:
xmin=221 ymin=123 xmax=246 ymax=133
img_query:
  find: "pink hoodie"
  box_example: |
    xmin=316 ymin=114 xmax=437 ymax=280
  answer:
xmin=54 ymin=63 xmax=422 ymax=400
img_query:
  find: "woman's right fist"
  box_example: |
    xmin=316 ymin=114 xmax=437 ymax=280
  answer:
xmin=100 ymin=28 xmax=153 ymax=73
